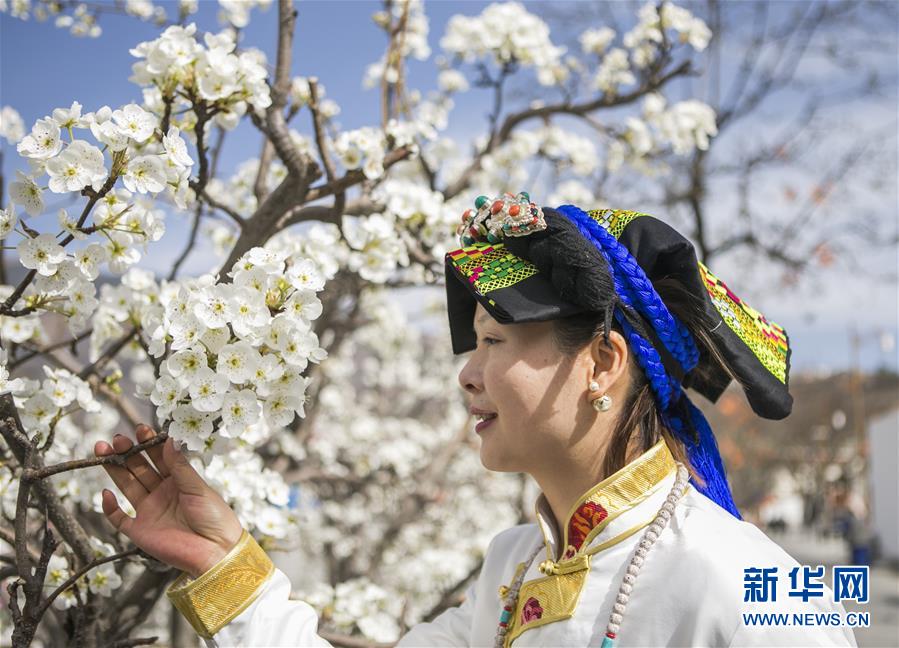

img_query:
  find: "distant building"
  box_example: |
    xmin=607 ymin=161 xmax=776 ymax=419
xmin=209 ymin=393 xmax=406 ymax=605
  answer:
xmin=867 ymin=407 xmax=899 ymax=563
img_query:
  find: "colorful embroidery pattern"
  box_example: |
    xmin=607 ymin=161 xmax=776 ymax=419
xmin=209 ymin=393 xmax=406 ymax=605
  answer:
xmin=698 ymin=261 xmax=789 ymax=383
xmin=568 ymin=501 xmax=609 ymax=552
xmin=521 ymin=597 xmax=544 ymax=625
xmin=446 ymin=245 xmax=538 ymax=295
xmin=585 ymin=208 xmax=646 ymax=237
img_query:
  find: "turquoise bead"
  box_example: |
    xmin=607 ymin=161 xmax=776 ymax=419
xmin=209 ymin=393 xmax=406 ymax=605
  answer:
xmin=601 ymin=636 xmax=616 ymax=648
xmin=500 ymin=609 xmax=511 ymax=623
xmin=475 ymin=195 xmax=489 ymax=209
xmin=519 ymin=191 xmax=530 ymax=202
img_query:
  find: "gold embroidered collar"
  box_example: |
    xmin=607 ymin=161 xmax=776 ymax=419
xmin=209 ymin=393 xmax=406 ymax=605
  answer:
xmin=534 ymin=438 xmax=675 ymax=562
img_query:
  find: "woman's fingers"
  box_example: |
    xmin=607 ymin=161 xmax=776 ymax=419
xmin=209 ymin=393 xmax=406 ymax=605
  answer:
xmin=101 ymin=488 xmax=134 ymax=537
xmin=161 ymin=437 xmax=208 ymax=497
xmin=111 ymin=433 xmax=163 ymax=492
xmin=94 ymin=438 xmax=149 ymax=508
xmin=136 ymin=424 xmax=170 ymax=479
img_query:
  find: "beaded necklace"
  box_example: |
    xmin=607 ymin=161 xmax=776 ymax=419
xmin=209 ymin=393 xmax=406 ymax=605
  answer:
xmin=493 ymin=463 xmax=690 ymax=648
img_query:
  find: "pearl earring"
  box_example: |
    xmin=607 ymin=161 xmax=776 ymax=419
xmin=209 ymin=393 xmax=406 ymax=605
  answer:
xmin=592 ymin=394 xmax=612 ymax=412
xmin=588 ymin=381 xmax=600 ymax=392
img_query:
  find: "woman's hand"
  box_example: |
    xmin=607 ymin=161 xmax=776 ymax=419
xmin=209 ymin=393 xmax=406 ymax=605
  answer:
xmin=94 ymin=424 xmax=243 ymax=578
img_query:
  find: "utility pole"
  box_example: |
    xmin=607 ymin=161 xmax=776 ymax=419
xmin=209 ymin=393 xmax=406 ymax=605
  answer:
xmin=848 ymin=326 xmax=869 ymax=522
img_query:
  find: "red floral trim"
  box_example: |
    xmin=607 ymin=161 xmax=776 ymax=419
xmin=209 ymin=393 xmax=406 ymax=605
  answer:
xmin=521 ymin=596 xmax=543 ymax=625
xmin=567 ymin=500 xmax=608 ymax=551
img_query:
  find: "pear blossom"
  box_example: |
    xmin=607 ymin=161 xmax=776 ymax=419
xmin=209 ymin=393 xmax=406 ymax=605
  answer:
xmin=151 ymin=375 xmax=183 ymax=418
xmin=188 ymin=367 xmax=230 ymax=412
xmin=283 ymin=290 xmax=323 ymax=324
xmin=46 ymin=140 xmax=107 ymax=193
xmin=74 ymin=243 xmax=109 ymax=281
xmin=112 ymin=103 xmax=155 ymax=143
xmin=228 ymin=288 xmax=270 ymax=337
xmin=162 ymin=126 xmax=193 ymax=167
xmin=52 ymin=101 xmax=86 ymax=130
xmin=593 ymin=48 xmax=635 ymax=94
xmin=0 ymin=204 xmax=17 ymax=239
xmin=17 ymin=117 xmax=63 ymax=159
xmin=123 ymin=155 xmax=166 ymax=194
xmin=286 ymin=258 xmax=326 ymax=292
xmin=580 ymin=27 xmax=616 ymax=55
xmin=440 ymin=3 xmax=565 ymax=86
xmin=220 ymin=389 xmax=260 ymax=434
xmin=9 ymin=171 xmax=45 ymax=216
xmin=87 ymin=565 xmax=123 ymax=596
xmin=0 ymin=105 xmax=25 ymax=144
xmin=168 ymin=314 xmax=203 ymax=350
xmin=167 ymin=347 xmax=208 ymax=383
xmin=263 ymin=388 xmax=300 ymax=428
xmin=18 ymin=233 xmax=67 ymax=276
xmin=193 ymin=285 xmax=232 ymax=328
xmin=21 ymin=392 xmax=58 ymax=438
xmin=200 ymin=326 xmax=230 ymax=354
xmin=437 ymin=69 xmax=469 ymax=94
xmin=88 ymin=107 xmax=130 ymax=151
xmin=217 ymin=342 xmax=262 ymax=384
xmin=169 ymin=404 xmax=214 ymax=451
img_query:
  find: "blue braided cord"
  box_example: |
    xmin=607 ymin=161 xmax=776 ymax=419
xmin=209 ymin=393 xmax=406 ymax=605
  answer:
xmin=665 ymin=395 xmax=742 ymax=519
xmin=555 ymin=204 xmax=740 ymax=518
xmin=616 ymin=312 xmax=677 ymax=411
xmin=622 ymin=309 xmax=742 ymax=518
xmin=556 ymin=205 xmax=700 ymax=373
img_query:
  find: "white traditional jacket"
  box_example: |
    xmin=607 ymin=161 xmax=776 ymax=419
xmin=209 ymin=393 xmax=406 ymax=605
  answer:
xmin=167 ymin=440 xmax=858 ymax=647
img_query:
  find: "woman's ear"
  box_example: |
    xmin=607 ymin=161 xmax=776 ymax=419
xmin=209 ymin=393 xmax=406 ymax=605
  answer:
xmin=588 ymin=329 xmax=629 ymax=393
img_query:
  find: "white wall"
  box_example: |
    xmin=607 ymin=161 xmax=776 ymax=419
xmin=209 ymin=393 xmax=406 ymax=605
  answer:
xmin=867 ymin=408 xmax=899 ymax=562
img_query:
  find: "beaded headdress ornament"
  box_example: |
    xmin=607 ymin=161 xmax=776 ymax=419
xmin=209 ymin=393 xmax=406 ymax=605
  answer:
xmin=445 ymin=192 xmax=793 ymax=519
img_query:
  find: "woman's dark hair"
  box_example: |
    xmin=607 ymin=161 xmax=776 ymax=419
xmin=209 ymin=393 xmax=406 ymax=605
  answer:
xmin=551 ymin=277 xmax=739 ymax=486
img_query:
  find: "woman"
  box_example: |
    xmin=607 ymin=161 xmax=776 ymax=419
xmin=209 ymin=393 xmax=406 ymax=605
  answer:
xmin=94 ymin=195 xmax=857 ymax=647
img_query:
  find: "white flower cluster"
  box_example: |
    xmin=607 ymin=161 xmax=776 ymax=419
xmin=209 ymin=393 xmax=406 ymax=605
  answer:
xmin=341 ymin=213 xmax=410 ymax=284
xmin=42 ymin=538 xmax=123 ymax=610
xmin=0 ymin=0 xmax=196 ymax=37
xmin=333 ymin=127 xmax=388 ymax=180
xmin=440 ymin=2 xmax=566 ymax=87
xmin=372 ymin=178 xmax=459 ymax=255
xmin=608 ymin=93 xmax=718 ymax=169
xmin=592 ymin=48 xmax=635 ymax=94
xmin=144 ymin=248 xmax=327 ymax=452
xmin=475 ymin=124 xmax=598 ymax=190
xmin=266 ymin=223 xmax=348 ymax=284
xmin=646 ymin=94 xmax=718 ymax=154
xmin=547 ymin=179 xmax=598 ymax=207
xmin=0 ymin=105 xmax=24 ymax=144
xmin=130 ymin=23 xmax=271 ymax=130
xmin=623 ymin=1 xmax=711 ymax=69
xmin=6 ymin=180 xmax=167 ymax=335
xmin=288 ymin=77 xmax=341 ymax=118
xmin=364 ymin=0 xmax=431 ymax=89
xmin=218 ymin=0 xmax=271 ymax=29
xmin=300 ymin=578 xmax=403 ymax=643
xmin=541 ymin=125 xmax=600 ymax=175
xmin=580 ymin=27 xmax=616 ymax=56
xmin=198 ymin=446 xmax=296 ymax=539
xmin=12 ymin=100 xmax=192 ymax=216
xmin=1 ymin=362 xmax=100 ymax=445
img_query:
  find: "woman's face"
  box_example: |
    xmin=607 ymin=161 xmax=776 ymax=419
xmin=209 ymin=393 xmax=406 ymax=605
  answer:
xmin=457 ymin=303 xmax=604 ymax=474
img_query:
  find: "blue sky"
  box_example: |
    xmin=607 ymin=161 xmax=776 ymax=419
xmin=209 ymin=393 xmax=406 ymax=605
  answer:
xmin=1 ymin=1 xmax=896 ymax=373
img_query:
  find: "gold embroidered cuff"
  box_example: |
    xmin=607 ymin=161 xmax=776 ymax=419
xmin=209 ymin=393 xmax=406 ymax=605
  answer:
xmin=165 ymin=529 xmax=275 ymax=639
